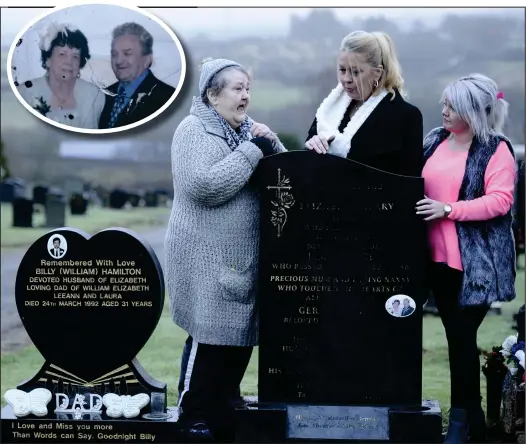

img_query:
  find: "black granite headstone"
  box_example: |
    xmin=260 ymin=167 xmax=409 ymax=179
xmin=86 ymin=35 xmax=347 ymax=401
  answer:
xmin=1 ymin=228 xmax=169 ymax=438
xmin=236 ymin=151 xmax=442 ymax=442
xmin=14 ymin=228 xmax=165 ymax=389
xmin=257 ymin=151 xmax=427 ymax=406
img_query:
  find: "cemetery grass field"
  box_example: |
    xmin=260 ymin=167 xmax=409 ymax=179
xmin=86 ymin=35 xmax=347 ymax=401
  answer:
xmin=1 ymin=203 xmax=171 ymax=249
xmin=1 ymin=262 xmax=523 ymax=430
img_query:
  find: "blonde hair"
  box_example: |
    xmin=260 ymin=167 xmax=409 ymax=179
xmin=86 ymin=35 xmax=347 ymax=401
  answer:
xmin=340 ymin=30 xmax=404 ymax=100
xmin=441 ymin=73 xmax=509 ymax=144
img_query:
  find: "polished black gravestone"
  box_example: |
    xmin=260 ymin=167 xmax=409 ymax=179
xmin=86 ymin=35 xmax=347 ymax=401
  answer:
xmin=109 ymin=189 xmax=129 ymax=209
xmin=1 ymin=227 xmax=177 ymax=443
xmin=12 ymin=197 xmax=33 ymax=227
xmin=69 ymin=192 xmax=89 ymax=215
xmin=236 ymin=151 xmax=441 ymax=442
xmin=33 ymin=185 xmax=48 ymax=206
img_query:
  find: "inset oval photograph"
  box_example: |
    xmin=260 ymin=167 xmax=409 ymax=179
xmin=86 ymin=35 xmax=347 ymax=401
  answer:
xmin=385 ymin=295 xmax=416 ymax=318
xmin=47 ymin=233 xmax=68 ymax=259
xmin=7 ymin=3 xmax=186 ymax=134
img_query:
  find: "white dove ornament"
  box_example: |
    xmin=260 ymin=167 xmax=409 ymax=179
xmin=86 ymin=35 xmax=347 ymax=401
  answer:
xmin=4 ymin=388 xmax=52 ymax=417
xmin=102 ymin=393 xmax=150 ymax=419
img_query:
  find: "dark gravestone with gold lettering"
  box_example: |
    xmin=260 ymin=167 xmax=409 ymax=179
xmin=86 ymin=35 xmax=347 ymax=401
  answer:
xmin=236 ymin=151 xmax=442 ymax=443
xmin=1 ymin=228 xmax=184 ymax=443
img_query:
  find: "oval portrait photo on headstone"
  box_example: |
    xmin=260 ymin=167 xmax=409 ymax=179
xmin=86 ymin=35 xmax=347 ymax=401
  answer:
xmin=385 ymin=295 xmax=416 ymax=318
xmin=7 ymin=3 xmax=186 ymax=134
xmin=46 ymin=233 xmax=68 ymax=259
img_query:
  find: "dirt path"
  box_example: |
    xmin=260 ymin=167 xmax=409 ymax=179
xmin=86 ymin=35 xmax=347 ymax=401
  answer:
xmin=1 ymin=224 xmax=169 ymax=354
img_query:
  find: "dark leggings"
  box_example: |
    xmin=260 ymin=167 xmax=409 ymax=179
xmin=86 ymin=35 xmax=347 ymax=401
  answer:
xmin=430 ymin=262 xmax=490 ymax=409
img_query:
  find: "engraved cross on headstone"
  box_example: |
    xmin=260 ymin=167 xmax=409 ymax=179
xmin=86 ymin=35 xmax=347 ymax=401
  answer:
xmin=267 ymin=169 xmax=291 ymax=199
xmin=267 ymin=169 xmax=293 ymax=238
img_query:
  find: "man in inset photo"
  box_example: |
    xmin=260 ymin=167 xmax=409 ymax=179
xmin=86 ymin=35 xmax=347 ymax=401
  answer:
xmin=49 ymin=237 xmax=65 ymax=258
xmin=401 ymin=298 xmax=415 ymax=317
xmin=99 ymin=22 xmax=176 ymax=129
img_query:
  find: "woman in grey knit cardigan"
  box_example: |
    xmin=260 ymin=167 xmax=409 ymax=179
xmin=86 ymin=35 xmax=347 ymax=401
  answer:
xmin=165 ymin=58 xmax=286 ymax=442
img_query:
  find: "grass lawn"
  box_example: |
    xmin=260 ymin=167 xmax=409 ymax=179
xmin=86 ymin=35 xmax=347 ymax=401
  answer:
xmin=1 ymin=262 xmax=523 ymax=430
xmin=1 ymin=203 xmax=170 ymax=249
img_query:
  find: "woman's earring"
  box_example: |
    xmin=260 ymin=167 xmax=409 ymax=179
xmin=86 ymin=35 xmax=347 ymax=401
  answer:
xmin=76 ymin=73 xmax=80 ymax=79
xmin=373 ymin=80 xmax=379 ymax=88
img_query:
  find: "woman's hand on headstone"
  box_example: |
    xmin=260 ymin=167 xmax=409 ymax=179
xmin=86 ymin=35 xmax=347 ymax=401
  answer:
xmin=305 ymin=135 xmax=332 ymax=154
xmin=415 ymin=197 xmax=447 ymax=221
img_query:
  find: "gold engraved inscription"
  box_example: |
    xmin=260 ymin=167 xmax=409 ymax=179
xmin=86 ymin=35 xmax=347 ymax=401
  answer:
xmin=298 ymin=306 xmax=319 ymax=315
xmin=284 ymin=316 xmax=319 ymax=324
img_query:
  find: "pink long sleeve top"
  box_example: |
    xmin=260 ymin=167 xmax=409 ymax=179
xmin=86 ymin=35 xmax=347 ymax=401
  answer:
xmin=422 ymin=139 xmax=516 ymax=271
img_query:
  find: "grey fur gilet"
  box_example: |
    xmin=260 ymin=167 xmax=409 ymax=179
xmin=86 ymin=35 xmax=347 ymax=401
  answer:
xmin=423 ymin=127 xmax=516 ymax=306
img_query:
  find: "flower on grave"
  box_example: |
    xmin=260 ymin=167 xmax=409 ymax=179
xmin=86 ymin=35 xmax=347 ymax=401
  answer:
xmin=501 ymin=335 xmax=518 ymax=357
xmin=38 ymin=22 xmax=78 ymax=52
xmin=482 ymin=346 xmax=508 ymax=377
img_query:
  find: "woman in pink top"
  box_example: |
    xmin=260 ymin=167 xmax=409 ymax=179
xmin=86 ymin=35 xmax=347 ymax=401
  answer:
xmin=416 ymin=73 xmax=517 ymax=444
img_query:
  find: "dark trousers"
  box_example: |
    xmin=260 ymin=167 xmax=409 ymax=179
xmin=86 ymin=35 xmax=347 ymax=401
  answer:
xmin=177 ymin=336 xmax=252 ymax=440
xmin=177 ymin=336 xmax=243 ymax=404
xmin=430 ymin=262 xmax=490 ymax=410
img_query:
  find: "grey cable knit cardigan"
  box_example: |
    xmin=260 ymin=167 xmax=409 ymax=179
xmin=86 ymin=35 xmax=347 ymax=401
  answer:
xmin=423 ymin=126 xmax=516 ymax=307
xmin=165 ymin=97 xmax=286 ymax=346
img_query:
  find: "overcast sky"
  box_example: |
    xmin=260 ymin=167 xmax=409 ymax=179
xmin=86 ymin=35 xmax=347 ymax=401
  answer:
xmin=1 ymin=7 xmax=521 ymax=43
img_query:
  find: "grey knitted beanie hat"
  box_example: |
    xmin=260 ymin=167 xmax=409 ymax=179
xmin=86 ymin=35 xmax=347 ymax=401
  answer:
xmin=199 ymin=57 xmax=243 ymax=98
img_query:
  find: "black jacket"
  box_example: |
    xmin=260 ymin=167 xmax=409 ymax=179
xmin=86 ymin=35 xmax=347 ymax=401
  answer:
xmin=99 ymin=70 xmax=175 ymax=129
xmin=306 ymin=90 xmax=423 ymax=176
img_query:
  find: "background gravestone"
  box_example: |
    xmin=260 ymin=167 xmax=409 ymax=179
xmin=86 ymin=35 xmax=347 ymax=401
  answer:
xmin=69 ymin=192 xmax=89 ymax=215
xmin=0 ymin=177 xmax=25 ymax=203
xmin=12 ymin=197 xmax=33 ymax=227
xmin=44 ymin=187 xmax=66 ymax=227
xmin=32 ymin=185 xmax=48 ymax=206
xmin=144 ymin=191 xmax=159 ymax=208
xmin=236 ymin=151 xmax=441 ymax=443
xmin=109 ymin=188 xmax=129 ymax=209
xmin=128 ymin=192 xmax=141 ymax=208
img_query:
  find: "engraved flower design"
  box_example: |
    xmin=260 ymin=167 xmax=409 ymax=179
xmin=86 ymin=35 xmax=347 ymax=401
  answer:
xmin=280 ymin=192 xmax=295 ymax=209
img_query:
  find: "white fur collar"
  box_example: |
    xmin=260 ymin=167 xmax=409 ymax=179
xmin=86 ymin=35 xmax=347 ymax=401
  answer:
xmin=315 ymin=84 xmax=388 ymax=158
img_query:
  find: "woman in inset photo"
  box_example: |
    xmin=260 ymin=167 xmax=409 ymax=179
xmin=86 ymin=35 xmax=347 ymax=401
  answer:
xmin=16 ymin=23 xmax=105 ymax=129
